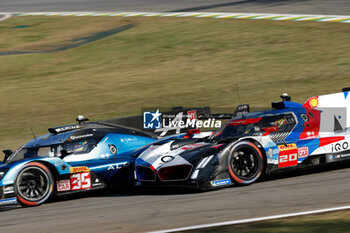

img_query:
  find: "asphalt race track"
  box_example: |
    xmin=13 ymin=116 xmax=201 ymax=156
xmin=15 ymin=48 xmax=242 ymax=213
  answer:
xmin=0 ymin=0 xmax=349 ymax=15
xmin=0 ymin=164 xmax=349 ymax=233
xmin=1 ymin=1 xmax=350 ymax=233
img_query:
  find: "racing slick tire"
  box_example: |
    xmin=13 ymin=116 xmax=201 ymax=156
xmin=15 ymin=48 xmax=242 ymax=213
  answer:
xmin=15 ymin=162 xmax=54 ymax=207
xmin=228 ymin=141 xmax=264 ymax=185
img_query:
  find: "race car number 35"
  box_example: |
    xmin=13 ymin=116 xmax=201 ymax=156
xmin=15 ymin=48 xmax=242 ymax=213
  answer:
xmin=70 ymin=172 xmax=91 ymax=190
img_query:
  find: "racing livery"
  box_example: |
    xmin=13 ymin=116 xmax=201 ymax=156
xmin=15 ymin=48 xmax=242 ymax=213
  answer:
xmin=135 ymin=89 xmax=350 ymax=190
xmin=0 ymin=116 xmax=190 ymax=206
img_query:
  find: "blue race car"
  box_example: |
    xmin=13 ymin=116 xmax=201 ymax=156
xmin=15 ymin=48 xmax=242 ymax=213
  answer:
xmin=0 ymin=115 xmax=186 ymax=207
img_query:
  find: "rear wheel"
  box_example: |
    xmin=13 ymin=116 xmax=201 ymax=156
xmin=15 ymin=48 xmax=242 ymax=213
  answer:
xmin=15 ymin=162 xmax=54 ymax=207
xmin=228 ymin=141 xmax=264 ymax=185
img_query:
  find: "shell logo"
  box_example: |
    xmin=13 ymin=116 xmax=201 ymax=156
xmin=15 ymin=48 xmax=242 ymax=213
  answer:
xmin=309 ymin=97 xmax=319 ymax=108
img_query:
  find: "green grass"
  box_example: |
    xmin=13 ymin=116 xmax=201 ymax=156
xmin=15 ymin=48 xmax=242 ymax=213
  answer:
xmin=180 ymin=210 xmax=350 ymax=233
xmin=0 ymin=16 xmax=349 ymax=151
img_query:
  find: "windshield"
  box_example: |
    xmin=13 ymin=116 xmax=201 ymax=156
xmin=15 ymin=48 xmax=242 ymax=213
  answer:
xmin=210 ymin=118 xmax=261 ymax=139
xmin=6 ymin=145 xmax=61 ymax=163
xmin=6 ymin=137 xmax=102 ymax=163
xmin=210 ymin=114 xmax=296 ymax=140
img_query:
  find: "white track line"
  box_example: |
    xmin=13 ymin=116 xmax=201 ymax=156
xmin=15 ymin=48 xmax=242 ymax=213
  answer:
xmin=0 ymin=13 xmax=12 ymax=22
xmin=148 ymin=205 xmax=350 ymax=233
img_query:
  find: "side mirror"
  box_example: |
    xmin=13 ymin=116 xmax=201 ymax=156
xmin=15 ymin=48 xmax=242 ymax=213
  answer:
xmin=3 ymin=149 xmax=13 ymax=162
xmin=60 ymin=149 xmax=73 ymax=159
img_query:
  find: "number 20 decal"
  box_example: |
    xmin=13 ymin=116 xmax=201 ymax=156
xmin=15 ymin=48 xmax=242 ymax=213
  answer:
xmin=279 ymin=154 xmax=297 ymax=163
xmin=70 ymin=172 xmax=91 ymax=190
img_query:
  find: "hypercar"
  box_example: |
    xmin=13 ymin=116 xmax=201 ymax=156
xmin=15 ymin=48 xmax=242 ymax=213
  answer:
xmin=135 ymin=88 xmax=350 ymax=190
xmin=0 ymin=111 xmax=207 ymax=207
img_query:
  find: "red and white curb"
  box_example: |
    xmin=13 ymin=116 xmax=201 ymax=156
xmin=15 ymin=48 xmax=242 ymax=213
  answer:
xmin=0 ymin=12 xmax=349 ymax=23
xmin=148 ymin=205 xmax=350 ymax=233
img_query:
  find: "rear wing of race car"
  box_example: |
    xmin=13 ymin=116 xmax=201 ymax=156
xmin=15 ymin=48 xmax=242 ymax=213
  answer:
xmin=196 ymin=104 xmax=250 ymax=120
xmin=304 ymin=87 xmax=350 ymax=133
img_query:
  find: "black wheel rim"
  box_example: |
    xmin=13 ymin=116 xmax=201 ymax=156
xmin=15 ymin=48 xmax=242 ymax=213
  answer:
xmin=16 ymin=167 xmax=50 ymax=202
xmin=231 ymin=147 xmax=260 ymax=180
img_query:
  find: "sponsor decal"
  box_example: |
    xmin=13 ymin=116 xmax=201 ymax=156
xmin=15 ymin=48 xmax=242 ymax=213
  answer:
xmin=56 ymin=179 xmax=71 ymax=192
xmin=100 ymin=153 xmax=110 ymax=159
xmin=327 ymin=153 xmax=350 ymax=162
xmin=278 ymin=143 xmax=298 ymax=168
xmin=92 ymin=178 xmax=103 ymax=187
xmin=107 ymin=162 xmax=130 ymax=170
xmin=69 ymin=133 xmax=93 ymax=140
xmin=120 ymin=137 xmax=137 ymax=143
xmin=331 ymin=141 xmax=349 ymax=152
xmin=3 ymin=186 xmax=14 ymax=194
xmin=278 ymin=143 xmax=297 ymax=151
xmin=55 ymin=125 xmax=80 ymax=133
xmin=70 ymin=166 xmax=90 ymax=173
xmin=298 ymin=147 xmax=309 ymax=158
xmin=0 ymin=197 xmax=17 ymax=205
xmin=143 ymin=110 xmax=162 ymax=129
xmin=55 ymin=160 xmax=64 ymax=167
xmin=309 ymin=97 xmax=319 ymax=108
xmin=70 ymin=172 xmax=91 ymax=190
xmin=187 ymin=110 xmax=197 ymax=121
xmin=211 ymin=178 xmax=231 ymax=186
xmin=336 ymin=153 xmax=350 ymax=159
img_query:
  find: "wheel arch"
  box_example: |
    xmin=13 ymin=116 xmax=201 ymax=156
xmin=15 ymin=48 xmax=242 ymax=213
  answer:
xmin=237 ymin=138 xmax=267 ymax=173
xmin=21 ymin=160 xmax=60 ymax=193
xmin=227 ymin=138 xmax=266 ymax=185
xmin=15 ymin=161 xmax=56 ymax=206
xmin=33 ymin=161 xmax=60 ymax=181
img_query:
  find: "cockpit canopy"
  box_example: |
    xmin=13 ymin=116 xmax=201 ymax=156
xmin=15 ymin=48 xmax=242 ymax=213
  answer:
xmin=5 ymin=136 xmax=103 ymax=163
xmin=211 ymin=112 xmax=297 ymax=141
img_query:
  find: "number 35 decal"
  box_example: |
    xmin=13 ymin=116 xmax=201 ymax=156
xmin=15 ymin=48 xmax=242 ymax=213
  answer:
xmin=70 ymin=172 xmax=91 ymax=190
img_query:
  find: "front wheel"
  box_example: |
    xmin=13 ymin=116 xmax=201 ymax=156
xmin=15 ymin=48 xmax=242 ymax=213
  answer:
xmin=15 ymin=162 xmax=54 ymax=207
xmin=228 ymin=141 xmax=264 ymax=185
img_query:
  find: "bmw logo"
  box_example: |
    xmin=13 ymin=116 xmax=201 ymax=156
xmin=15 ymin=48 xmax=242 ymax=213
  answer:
xmin=161 ymin=155 xmax=175 ymax=163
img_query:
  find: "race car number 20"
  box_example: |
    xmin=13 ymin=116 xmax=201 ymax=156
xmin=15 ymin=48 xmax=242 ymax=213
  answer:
xmin=70 ymin=172 xmax=91 ymax=190
xmin=278 ymin=143 xmax=298 ymax=168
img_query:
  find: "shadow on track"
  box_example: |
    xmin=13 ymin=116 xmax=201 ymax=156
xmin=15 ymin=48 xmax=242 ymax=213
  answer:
xmin=169 ymin=0 xmax=308 ymax=12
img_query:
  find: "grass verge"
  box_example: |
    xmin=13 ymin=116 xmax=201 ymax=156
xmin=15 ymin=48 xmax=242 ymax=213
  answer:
xmin=0 ymin=16 xmax=349 ymax=150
